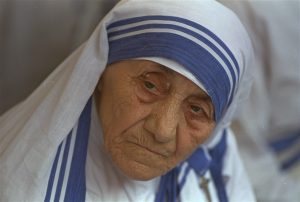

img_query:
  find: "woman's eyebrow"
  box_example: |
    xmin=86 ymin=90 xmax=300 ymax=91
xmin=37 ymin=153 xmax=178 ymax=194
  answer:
xmin=155 ymin=64 xmax=175 ymax=75
xmin=193 ymin=92 xmax=211 ymax=100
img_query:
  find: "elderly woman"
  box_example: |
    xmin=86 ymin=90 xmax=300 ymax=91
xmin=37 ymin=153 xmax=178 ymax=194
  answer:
xmin=0 ymin=0 xmax=255 ymax=201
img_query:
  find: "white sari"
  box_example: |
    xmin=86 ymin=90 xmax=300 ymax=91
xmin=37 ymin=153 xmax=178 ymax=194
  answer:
xmin=0 ymin=0 xmax=255 ymax=201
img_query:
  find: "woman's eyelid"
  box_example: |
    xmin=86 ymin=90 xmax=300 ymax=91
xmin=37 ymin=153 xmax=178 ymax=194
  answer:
xmin=144 ymin=80 xmax=157 ymax=91
xmin=141 ymin=72 xmax=170 ymax=92
xmin=191 ymin=105 xmax=204 ymax=112
xmin=190 ymin=104 xmax=206 ymax=116
xmin=188 ymin=98 xmax=211 ymax=117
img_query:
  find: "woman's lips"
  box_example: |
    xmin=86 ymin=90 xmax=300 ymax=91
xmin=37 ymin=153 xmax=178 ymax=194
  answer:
xmin=129 ymin=141 xmax=172 ymax=157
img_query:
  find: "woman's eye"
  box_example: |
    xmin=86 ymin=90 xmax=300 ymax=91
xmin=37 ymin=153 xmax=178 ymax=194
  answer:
xmin=190 ymin=105 xmax=203 ymax=114
xmin=136 ymin=72 xmax=170 ymax=102
xmin=185 ymin=98 xmax=214 ymax=126
xmin=144 ymin=81 xmax=157 ymax=91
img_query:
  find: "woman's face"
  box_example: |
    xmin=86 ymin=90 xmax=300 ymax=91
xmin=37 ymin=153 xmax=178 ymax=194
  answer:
xmin=96 ymin=60 xmax=215 ymax=180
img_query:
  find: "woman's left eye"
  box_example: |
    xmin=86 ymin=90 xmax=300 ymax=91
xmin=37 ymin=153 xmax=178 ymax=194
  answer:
xmin=190 ymin=105 xmax=203 ymax=114
xmin=135 ymin=72 xmax=169 ymax=102
xmin=144 ymin=81 xmax=157 ymax=91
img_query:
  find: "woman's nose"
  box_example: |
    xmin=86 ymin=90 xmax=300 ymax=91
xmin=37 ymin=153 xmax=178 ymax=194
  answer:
xmin=143 ymin=96 xmax=181 ymax=143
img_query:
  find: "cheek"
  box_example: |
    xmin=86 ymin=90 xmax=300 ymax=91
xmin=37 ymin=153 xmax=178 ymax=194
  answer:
xmin=100 ymin=89 xmax=149 ymax=146
xmin=175 ymin=123 xmax=214 ymax=159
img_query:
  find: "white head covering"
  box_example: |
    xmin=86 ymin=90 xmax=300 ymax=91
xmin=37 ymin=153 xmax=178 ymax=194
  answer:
xmin=105 ymin=0 xmax=253 ymax=145
xmin=0 ymin=0 xmax=253 ymax=201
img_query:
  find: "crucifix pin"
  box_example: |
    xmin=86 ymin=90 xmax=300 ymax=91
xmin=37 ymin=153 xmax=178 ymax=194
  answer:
xmin=199 ymin=176 xmax=212 ymax=202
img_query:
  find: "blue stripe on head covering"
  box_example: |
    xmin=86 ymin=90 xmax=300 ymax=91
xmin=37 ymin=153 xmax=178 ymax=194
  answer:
xmin=108 ymin=18 xmax=238 ymax=86
xmin=107 ymin=15 xmax=239 ymax=121
xmin=108 ymin=23 xmax=237 ymax=102
xmin=108 ymin=16 xmax=240 ymax=87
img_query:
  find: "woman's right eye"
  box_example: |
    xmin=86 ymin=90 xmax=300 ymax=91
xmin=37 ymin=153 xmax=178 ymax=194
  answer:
xmin=135 ymin=72 xmax=170 ymax=102
xmin=144 ymin=81 xmax=157 ymax=91
xmin=190 ymin=105 xmax=204 ymax=114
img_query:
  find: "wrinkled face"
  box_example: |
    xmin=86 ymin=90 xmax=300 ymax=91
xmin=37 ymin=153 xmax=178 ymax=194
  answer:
xmin=96 ymin=60 xmax=215 ymax=180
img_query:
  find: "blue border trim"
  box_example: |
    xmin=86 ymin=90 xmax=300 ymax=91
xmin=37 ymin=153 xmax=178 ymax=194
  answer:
xmin=45 ymin=144 xmax=63 ymax=202
xmin=109 ymin=23 xmax=236 ymax=103
xmin=64 ymin=98 xmax=92 ymax=202
xmin=209 ymin=130 xmax=228 ymax=202
xmin=281 ymin=149 xmax=300 ymax=170
xmin=45 ymin=98 xmax=92 ymax=202
xmin=107 ymin=15 xmax=240 ymax=77
xmin=269 ymin=131 xmax=300 ymax=153
xmin=155 ymin=167 xmax=180 ymax=202
xmin=54 ymin=132 xmax=72 ymax=201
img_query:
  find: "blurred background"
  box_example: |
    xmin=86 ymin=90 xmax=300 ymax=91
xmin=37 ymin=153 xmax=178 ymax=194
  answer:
xmin=0 ymin=0 xmax=118 ymax=114
xmin=0 ymin=0 xmax=299 ymax=201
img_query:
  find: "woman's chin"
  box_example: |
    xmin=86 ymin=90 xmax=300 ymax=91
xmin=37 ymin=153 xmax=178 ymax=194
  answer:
xmin=113 ymin=156 xmax=167 ymax=181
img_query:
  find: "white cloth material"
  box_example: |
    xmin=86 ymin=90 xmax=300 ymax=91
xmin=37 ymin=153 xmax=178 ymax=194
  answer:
xmin=0 ymin=0 xmax=255 ymax=201
xmin=219 ymin=1 xmax=300 ymax=201
xmin=105 ymin=0 xmax=254 ymax=146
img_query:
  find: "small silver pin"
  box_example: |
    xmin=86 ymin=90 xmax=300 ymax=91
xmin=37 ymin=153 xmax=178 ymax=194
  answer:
xmin=199 ymin=176 xmax=212 ymax=202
